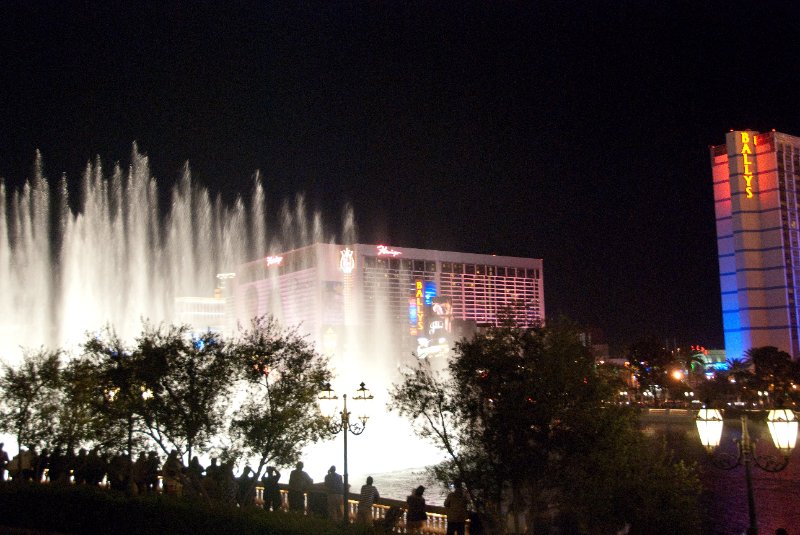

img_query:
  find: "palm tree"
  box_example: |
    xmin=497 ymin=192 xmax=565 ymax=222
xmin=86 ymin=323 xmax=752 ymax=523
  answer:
xmin=744 ymin=346 xmax=794 ymax=397
xmin=674 ymin=348 xmax=707 ymax=391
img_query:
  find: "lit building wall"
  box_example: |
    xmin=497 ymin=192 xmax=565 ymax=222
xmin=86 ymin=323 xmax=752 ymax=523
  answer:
xmin=711 ymin=130 xmax=800 ymax=360
xmin=175 ymin=296 xmax=227 ymax=333
xmin=232 ymin=243 xmax=544 ymax=358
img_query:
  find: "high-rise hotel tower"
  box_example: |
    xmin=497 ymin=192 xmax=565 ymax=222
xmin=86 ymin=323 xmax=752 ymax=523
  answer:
xmin=711 ymin=130 xmax=800 ymax=360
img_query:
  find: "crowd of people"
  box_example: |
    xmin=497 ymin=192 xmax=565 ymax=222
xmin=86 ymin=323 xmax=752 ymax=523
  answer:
xmin=0 ymin=443 xmax=265 ymax=505
xmin=0 ymin=443 xmax=476 ymax=534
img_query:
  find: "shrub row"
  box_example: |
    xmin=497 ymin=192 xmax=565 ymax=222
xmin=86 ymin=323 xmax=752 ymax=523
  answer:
xmin=0 ymin=483 xmax=378 ymax=535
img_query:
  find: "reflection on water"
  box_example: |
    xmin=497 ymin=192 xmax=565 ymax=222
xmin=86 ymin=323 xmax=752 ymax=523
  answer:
xmin=349 ymin=468 xmax=448 ymax=506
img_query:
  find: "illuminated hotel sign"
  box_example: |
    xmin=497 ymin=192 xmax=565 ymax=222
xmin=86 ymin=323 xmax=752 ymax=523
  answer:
xmin=415 ymin=280 xmax=424 ymax=332
xmin=409 ymin=298 xmax=418 ymax=335
xmin=265 ymin=255 xmax=283 ymax=266
xmin=377 ymin=245 xmax=402 ymax=256
xmin=339 ymin=248 xmax=355 ymax=274
xmin=740 ymin=132 xmax=755 ymax=199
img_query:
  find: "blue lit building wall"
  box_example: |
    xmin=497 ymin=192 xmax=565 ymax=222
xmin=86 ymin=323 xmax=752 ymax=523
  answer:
xmin=711 ymin=130 xmax=800 ymax=360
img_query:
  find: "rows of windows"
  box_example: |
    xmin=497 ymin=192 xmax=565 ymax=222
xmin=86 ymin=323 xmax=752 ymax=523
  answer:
xmin=362 ymin=255 xmax=540 ymax=279
xmin=779 ymin=143 xmax=800 ymax=354
xmin=362 ymin=266 xmax=435 ymax=324
xmin=361 ymin=266 xmax=543 ymax=328
xmin=440 ymin=272 xmax=541 ymax=327
xmin=363 ymin=256 xmax=436 ymax=272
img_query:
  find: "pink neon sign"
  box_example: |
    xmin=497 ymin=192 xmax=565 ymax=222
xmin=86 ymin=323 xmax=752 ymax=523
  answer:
xmin=377 ymin=245 xmax=402 ymax=257
xmin=265 ymin=256 xmax=283 ymax=266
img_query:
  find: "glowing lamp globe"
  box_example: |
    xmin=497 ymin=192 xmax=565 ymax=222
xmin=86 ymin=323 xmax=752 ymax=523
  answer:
xmin=318 ymin=382 xmax=340 ymax=419
xmin=766 ymin=408 xmax=798 ymax=456
xmin=351 ymin=382 xmax=374 ymax=423
xmin=696 ymin=408 xmax=724 ymax=452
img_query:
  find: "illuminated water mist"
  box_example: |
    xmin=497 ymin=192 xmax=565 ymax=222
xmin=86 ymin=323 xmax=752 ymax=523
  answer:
xmin=0 ymin=146 xmax=441 ymax=484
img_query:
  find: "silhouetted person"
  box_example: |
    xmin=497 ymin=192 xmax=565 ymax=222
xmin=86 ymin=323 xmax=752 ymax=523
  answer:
xmin=203 ymin=457 xmax=221 ymax=499
xmin=47 ymin=448 xmax=66 ymax=484
xmin=73 ymin=448 xmax=88 ymax=485
xmin=324 ymin=465 xmax=344 ymax=521
xmin=444 ymin=482 xmax=468 ymax=535
xmin=85 ymin=447 xmax=105 ymax=486
xmin=185 ymin=455 xmax=204 ymax=497
xmin=288 ymin=461 xmax=312 ymax=512
xmin=14 ymin=447 xmax=36 ymax=481
xmin=220 ymin=460 xmax=237 ymax=504
xmin=237 ymin=465 xmax=255 ymax=505
xmin=107 ymin=453 xmax=129 ymax=491
xmin=33 ymin=448 xmax=49 ymax=483
xmin=187 ymin=456 xmax=204 ymax=480
xmin=262 ymin=466 xmax=282 ymax=511
xmin=132 ymin=452 xmax=148 ymax=494
xmin=163 ymin=450 xmax=183 ymax=496
xmin=406 ymin=485 xmax=427 ymax=533
xmin=144 ymin=451 xmax=159 ymax=492
xmin=357 ymin=476 xmax=380 ymax=525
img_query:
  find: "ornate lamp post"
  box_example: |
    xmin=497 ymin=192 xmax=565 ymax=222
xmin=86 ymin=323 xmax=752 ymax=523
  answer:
xmin=318 ymin=382 xmax=374 ymax=523
xmin=696 ymin=403 xmax=798 ymax=534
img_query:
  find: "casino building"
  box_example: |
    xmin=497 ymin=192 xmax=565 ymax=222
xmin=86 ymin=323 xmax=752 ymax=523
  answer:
xmin=711 ymin=130 xmax=800 ymax=360
xmin=229 ymin=243 xmax=544 ymax=360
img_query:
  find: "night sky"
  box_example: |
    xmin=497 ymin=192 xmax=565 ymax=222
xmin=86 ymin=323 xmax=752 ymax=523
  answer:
xmin=3 ymin=1 xmax=800 ymax=354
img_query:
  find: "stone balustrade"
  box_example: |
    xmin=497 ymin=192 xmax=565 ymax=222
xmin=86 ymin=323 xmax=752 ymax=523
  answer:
xmin=253 ymin=485 xmax=470 ymax=534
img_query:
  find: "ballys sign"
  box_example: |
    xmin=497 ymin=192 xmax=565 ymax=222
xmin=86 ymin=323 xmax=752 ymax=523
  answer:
xmin=740 ymin=132 xmax=755 ymax=199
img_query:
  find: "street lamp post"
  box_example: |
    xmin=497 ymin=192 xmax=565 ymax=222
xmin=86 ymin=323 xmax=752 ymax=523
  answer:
xmin=696 ymin=404 xmax=798 ymax=534
xmin=319 ymin=382 xmax=374 ymax=523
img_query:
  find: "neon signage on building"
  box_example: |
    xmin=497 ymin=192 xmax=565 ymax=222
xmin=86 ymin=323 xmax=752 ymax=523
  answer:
xmin=415 ymin=280 xmax=424 ymax=332
xmin=340 ymin=248 xmax=355 ymax=274
xmin=265 ymin=255 xmax=283 ymax=266
xmin=409 ymin=298 xmax=418 ymax=335
xmin=740 ymin=132 xmax=755 ymax=199
xmin=377 ymin=245 xmax=402 ymax=256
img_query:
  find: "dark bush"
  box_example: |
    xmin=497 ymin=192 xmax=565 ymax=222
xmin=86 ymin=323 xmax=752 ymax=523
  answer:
xmin=0 ymin=483 xmax=371 ymax=535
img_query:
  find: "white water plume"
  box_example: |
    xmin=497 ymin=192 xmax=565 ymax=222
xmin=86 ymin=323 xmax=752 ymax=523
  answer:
xmin=0 ymin=145 xmax=350 ymax=358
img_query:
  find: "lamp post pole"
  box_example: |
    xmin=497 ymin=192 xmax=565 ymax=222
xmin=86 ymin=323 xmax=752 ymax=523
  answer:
xmin=342 ymin=392 xmax=350 ymax=508
xmin=739 ymin=415 xmax=758 ymax=533
xmin=319 ymin=382 xmax=373 ymax=524
xmin=696 ymin=404 xmax=798 ymax=535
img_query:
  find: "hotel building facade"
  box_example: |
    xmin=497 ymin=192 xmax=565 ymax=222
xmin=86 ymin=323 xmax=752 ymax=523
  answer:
xmin=229 ymin=243 xmax=544 ymax=362
xmin=711 ymin=130 xmax=800 ymax=360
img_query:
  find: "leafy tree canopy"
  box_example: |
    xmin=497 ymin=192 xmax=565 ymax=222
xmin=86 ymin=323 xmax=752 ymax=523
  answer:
xmin=391 ymin=319 xmax=702 ymax=534
xmin=0 ymin=348 xmax=62 ymax=454
xmin=228 ymin=316 xmax=332 ymax=483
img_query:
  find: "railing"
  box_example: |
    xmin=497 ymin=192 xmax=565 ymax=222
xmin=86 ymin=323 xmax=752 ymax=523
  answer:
xmin=5 ymin=470 xmax=465 ymax=533
xmin=253 ymin=486 xmax=468 ymax=534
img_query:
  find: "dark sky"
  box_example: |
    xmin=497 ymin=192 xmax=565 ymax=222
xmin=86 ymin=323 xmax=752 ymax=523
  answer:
xmin=2 ymin=1 xmax=800 ymax=353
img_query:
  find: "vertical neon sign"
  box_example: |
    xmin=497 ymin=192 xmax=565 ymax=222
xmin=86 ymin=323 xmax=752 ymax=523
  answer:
xmin=415 ymin=280 xmax=424 ymax=332
xmin=740 ymin=132 xmax=755 ymax=199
